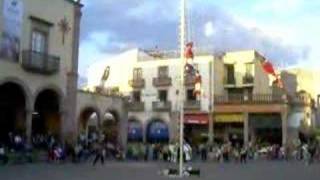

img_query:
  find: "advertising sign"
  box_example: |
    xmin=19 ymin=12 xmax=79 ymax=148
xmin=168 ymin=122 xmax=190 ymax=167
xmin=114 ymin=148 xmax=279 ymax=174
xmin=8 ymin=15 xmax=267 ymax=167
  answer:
xmin=0 ymin=0 xmax=23 ymax=62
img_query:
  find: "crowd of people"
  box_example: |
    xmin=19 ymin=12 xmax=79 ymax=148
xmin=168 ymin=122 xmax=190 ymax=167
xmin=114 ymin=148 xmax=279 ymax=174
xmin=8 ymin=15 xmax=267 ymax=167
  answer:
xmin=124 ymin=138 xmax=320 ymax=165
xmin=0 ymin=131 xmax=123 ymax=165
xmin=1 ymin=132 xmax=320 ymax=166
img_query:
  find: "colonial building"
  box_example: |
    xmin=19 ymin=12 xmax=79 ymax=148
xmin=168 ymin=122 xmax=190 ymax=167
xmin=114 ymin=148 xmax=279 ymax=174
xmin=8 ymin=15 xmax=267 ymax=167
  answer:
xmin=0 ymin=0 xmax=82 ymax=143
xmin=86 ymin=49 xmax=301 ymax=146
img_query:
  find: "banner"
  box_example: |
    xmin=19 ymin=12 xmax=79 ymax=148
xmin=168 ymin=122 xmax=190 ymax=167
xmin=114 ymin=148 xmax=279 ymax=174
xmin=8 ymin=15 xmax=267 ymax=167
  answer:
xmin=0 ymin=0 xmax=23 ymax=62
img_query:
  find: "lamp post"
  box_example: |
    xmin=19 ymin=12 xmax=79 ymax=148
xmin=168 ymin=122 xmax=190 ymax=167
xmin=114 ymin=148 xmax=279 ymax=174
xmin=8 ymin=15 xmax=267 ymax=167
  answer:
xmin=179 ymin=0 xmax=186 ymax=177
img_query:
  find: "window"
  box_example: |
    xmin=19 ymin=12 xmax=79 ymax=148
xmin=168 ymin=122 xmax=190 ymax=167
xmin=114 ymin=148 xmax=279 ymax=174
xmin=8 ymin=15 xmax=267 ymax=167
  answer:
xmin=158 ymin=66 xmax=168 ymax=78
xmin=224 ymin=64 xmax=235 ymax=84
xmin=245 ymin=63 xmax=254 ymax=75
xmin=158 ymin=90 xmax=167 ymax=102
xmin=132 ymin=91 xmax=141 ymax=102
xmin=30 ymin=17 xmax=51 ymax=54
xmin=133 ymin=68 xmax=142 ymax=79
xmin=186 ymin=89 xmax=196 ymax=101
xmin=31 ymin=30 xmax=47 ymax=53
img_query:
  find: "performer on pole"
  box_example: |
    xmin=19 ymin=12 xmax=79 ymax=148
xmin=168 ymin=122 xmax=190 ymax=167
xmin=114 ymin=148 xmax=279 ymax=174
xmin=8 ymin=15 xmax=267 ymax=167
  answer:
xmin=194 ymin=70 xmax=202 ymax=100
xmin=184 ymin=42 xmax=196 ymax=75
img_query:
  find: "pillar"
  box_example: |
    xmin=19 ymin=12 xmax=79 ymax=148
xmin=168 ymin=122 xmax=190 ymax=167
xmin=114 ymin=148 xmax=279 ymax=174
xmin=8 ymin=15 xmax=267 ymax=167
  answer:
xmin=243 ymin=112 xmax=249 ymax=146
xmin=282 ymin=110 xmax=288 ymax=146
xmin=208 ymin=112 xmax=214 ymax=144
xmin=63 ymin=2 xmax=83 ymax=145
xmin=25 ymin=108 xmax=33 ymax=144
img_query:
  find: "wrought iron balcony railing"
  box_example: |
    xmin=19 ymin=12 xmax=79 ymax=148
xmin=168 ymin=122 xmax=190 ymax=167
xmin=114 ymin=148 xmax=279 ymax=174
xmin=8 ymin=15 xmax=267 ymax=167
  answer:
xmin=153 ymin=76 xmax=172 ymax=87
xmin=184 ymin=100 xmax=201 ymax=110
xmin=214 ymin=94 xmax=286 ymax=104
xmin=128 ymin=78 xmax=145 ymax=89
xmin=224 ymin=76 xmax=236 ymax=85
xmin=21 ymin=50 xmax=60 ymax=75
xmin=243 ymin=74 xmax=254 ymax=84
xmin=126 ymin=101 xmax=145 ymax=111
xmin=152 ymin=101 xmax=172 ymax=111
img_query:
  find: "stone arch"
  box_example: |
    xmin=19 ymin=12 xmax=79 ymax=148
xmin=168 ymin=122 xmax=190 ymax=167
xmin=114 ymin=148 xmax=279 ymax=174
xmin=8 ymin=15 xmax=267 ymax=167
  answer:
xmin=0 ymin=77 xmax=32 ymax=109
xmin=0 ymin=78 xmax=31 ymax=142
xmin=101 ymin=109 xmax=121 ymax=143
xmin=32 ymin=87 xmax=63 ymax=139
xmin=78 ymin=106 xmax=101 ymax=136
xmin=33 ymin=84 xmax=65 ymax=109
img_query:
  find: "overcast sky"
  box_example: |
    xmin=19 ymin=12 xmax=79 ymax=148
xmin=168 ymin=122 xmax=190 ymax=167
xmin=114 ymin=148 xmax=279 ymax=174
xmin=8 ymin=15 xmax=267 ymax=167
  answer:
xmin=78 ymin=0 xmax=320 ymax=76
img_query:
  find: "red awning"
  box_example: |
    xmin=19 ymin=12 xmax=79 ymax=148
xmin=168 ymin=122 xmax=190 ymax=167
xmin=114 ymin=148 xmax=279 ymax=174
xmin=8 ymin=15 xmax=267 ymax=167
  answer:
xmin=184 ymin=113 xmax=208 ymax=125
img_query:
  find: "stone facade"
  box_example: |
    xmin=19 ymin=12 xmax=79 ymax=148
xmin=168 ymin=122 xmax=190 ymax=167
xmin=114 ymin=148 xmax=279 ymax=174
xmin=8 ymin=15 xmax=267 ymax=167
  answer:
xmin=0 ymin=0 xmax=82 ymax=143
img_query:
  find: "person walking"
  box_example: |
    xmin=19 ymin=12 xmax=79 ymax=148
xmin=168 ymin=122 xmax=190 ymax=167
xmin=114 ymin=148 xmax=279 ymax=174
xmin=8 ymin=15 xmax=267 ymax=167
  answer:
xmin=240 ymin=146 xmax=247 ymax=164
xmin=92 ymin=142 xmax=105 ymax=166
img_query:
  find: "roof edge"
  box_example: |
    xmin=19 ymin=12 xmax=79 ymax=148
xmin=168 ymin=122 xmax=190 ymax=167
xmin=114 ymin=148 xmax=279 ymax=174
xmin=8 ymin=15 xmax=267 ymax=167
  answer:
xmin=65 ymin=0 xmax=84 ymax=7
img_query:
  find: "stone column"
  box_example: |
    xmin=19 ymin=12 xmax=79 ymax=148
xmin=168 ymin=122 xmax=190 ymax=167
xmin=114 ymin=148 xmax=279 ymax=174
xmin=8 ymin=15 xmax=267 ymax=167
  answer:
xmin=208 ymin=112 xmax=214 ymax=144
xmin=243 ymin=112 xmax=249 ymax=146
xmin=63 ymin=2 xmax=83 ymax=145
xmin=119 ymin=102 xmax=128 ymax=150
xmin=25 ymin=108 xmax=33 ymax=144
xmin=282 ymin=110 xmax=288 ymax=146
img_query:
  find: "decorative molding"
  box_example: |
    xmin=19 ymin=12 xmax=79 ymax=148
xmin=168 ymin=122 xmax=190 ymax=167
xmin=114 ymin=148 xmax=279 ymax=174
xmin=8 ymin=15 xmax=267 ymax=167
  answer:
xmin=29 ymin=16 xmax=54 ymax=26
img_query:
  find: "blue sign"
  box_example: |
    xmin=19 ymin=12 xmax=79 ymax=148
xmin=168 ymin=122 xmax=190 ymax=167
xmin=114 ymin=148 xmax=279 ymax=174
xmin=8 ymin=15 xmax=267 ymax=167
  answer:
xmin=147 ymin=121 xmax=169 ymax=142
xmin=128 ymin=121 xmax=143 ymax=141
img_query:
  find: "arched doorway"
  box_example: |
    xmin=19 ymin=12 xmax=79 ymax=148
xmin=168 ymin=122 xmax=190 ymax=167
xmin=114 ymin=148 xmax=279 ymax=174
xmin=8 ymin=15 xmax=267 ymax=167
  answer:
xmin=79 ymin=107 xmax=100 ymax=138
xmin=101 ymin=110 xmax=119 ymax=144
xmin=146 ymin=119 xmax=169 ymax=144
xmin=0 ymin=82 xmax=27 ymax=143
xmin=32 ymin=89 xmax=61 ymax=139
xmin=127 ymin=118 xmax=143 ymax=142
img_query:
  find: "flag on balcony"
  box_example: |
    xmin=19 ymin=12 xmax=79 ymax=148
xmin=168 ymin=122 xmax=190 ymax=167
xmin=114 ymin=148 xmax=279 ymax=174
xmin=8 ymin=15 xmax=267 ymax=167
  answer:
xmin=185 ymin=42 xmax=194 ymax=59
xmin=261 ymin=60 xmax=284 ymax=89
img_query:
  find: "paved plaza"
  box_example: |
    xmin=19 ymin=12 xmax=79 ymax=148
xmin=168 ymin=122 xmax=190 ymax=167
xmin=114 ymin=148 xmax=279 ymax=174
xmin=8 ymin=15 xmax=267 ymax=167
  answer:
xmin=0 ymin=161 xmax=320 ymax=180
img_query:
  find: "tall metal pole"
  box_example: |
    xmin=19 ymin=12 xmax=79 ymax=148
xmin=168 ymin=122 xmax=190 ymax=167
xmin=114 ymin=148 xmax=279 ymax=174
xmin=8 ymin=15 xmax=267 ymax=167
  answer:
xmin=179 ymin=0 xmax=186 ymax=177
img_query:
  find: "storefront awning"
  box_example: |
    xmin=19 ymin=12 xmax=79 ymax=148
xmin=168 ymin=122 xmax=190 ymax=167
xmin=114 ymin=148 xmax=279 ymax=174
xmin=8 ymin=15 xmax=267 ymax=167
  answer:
xmin=215 ymin=114 xmax=244 ymax=123
xmin=128 ymin=121 xmax=143 ymax=141
xmin=147 ymin=121 xmax=169 ymax=142
xmin=184 ymin=113 xmax=208 ymax=125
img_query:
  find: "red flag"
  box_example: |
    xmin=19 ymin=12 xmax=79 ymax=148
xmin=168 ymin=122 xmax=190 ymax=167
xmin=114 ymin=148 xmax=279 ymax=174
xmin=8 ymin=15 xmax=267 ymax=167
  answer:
xmin=262 ymin=61 xmax=276 ymax=76
xmin=185 ymin=42 xmax=194 ymax=59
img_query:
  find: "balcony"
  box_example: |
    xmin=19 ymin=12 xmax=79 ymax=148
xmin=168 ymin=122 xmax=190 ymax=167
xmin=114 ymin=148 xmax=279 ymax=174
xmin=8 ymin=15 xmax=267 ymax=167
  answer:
xmin=289 ymin=96 xmax=311 ymax=106
xmin=129 ymin=78 xmax=145 ymax=89
xmin=21 ymin=50 xmax=60 ymax=75
xmin=243 ymin=74 xmax=254 ymax=84
xmin=152 ymin=101 xmax=172 ymax=111
xmin=126 ymin=101 xmax=145 ymax=111
xmin=214 ymin=94 xmax=286 ymax=104
xmin=224 ymin=76 xmax=236 ymax=87
xmin=153 ymin=76 xmax=172 ymax=87
xmin=184 ymin=100 xmax=201 ymax=110
xmin=184 ymin=75 xmax=196 ymax=86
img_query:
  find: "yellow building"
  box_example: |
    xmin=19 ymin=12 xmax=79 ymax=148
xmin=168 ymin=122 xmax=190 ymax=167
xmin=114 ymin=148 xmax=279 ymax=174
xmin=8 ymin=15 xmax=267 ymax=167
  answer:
xmin=86 ymin=49 xmax=293 ymax=146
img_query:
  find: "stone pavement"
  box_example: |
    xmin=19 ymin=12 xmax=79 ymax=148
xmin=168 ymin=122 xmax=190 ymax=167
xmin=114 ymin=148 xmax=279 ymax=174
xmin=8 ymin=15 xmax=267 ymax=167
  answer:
xmin=0 ymin=161 xmax=320 ymax=180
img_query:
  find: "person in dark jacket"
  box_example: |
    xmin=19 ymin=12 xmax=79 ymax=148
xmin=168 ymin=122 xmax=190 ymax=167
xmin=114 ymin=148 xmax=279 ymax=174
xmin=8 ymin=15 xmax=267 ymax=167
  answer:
xmin=92 ymin=142 xmax=105 ymax=166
